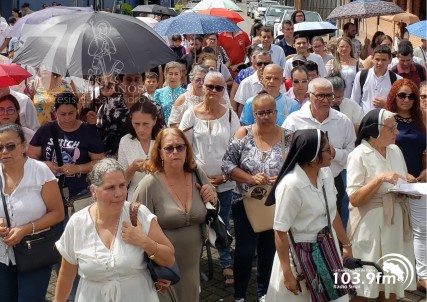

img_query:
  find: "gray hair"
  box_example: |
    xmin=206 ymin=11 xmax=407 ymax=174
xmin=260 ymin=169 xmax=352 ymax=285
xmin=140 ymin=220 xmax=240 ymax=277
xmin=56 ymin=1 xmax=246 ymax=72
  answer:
xmin=308 ymin=77 xmax=333 ymax=93
xmin=255 ymin=51 xmax=271 ymax=61
xmin=189 ymin=65 xmax=209 ymax=82
xmin=164 ymin=61 xmax=182 ymax=87
xmin=204 ymin=71 xmax=225 ymax=86
xmin=88 ymin=158 xmax=124 ymax=188
xmin=326 ymin=76 xmax=346 ymax=92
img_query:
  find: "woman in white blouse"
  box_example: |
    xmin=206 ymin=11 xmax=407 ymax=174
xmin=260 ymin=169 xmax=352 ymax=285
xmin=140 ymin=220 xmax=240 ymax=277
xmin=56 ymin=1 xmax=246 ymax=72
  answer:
xmin=179 ymin=71 xmax=240 ymax=285
xmin=118 ymin=98 xmax=163 ymax=201
xmin=0 ymin=123 xmax=64 ymax=301
xmin=54 ymin=158 xmax=174 ymax=302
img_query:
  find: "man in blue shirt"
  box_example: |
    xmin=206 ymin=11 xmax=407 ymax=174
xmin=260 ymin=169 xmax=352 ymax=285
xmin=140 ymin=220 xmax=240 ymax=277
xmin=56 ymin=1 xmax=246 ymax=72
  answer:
xmin=241 ymin=64 xmax=299 ymax=125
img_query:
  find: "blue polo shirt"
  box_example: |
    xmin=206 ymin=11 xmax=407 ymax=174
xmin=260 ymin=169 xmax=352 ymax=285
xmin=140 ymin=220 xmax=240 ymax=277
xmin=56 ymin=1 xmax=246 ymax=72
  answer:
xmin=240 ymin=93 xmax=300 ymax=126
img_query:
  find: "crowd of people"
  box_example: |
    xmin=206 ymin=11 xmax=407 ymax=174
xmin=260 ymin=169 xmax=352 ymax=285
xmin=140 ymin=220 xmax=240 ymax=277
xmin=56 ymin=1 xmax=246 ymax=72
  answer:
xmin=0 ymin=3 xmax=425 ymax=302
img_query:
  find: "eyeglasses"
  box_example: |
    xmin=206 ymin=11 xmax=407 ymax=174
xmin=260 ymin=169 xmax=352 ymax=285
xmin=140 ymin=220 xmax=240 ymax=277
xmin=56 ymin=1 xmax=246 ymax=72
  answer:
xmin=256 ymin=61 xmax=271 ymax=67
xmin=100 ymin=82 xmax=115 ymax=89
xmin=205 ymin=84 xmax=225 ymax=92
xmin=292 ymin=79 xmax=308 ymax=84
xmin=0 ymin=143 xmax=20 ymax=152
xmin=420 ymin=94 xmax=427 ymax=100
xmin=396 ymin=92 xmax=417 ymax=101
xmin=310 ymin=92 xmax=335 ymax=101
xmin=162 ymin=144 xmax=187 ymax=154
xmin=379 ymin=123 xmax=398 ymax=132
xmin=292 ymin=61 xmax=306 ymax=67
xmin=312 ymin=44 xmax=324 ymax=49
xmin=0 ymin=108 xmax=16 ymax=116
xmin=254 ymin=109 xmax=277 ymax=118
xmin=194 ymin=77 xmax=204 ymax=83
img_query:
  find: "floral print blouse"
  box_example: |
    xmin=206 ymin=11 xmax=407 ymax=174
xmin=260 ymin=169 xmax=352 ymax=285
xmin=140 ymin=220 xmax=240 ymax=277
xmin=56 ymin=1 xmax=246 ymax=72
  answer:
xmin=153 ymin=86 xmax=186 ymax=125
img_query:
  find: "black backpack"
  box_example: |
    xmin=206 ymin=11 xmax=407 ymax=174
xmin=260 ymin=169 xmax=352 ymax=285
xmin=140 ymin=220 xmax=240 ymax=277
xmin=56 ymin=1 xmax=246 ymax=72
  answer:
xmin=359 ymin=69 xmax=398 ymax=99
xmin=391 ymin=63 xmax=426 ymax=83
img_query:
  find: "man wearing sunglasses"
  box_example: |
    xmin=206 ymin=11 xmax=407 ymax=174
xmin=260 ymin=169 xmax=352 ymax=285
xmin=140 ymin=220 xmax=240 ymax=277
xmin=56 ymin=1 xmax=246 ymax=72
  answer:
xmin=234 ymin=52 xmax=286 ymax=117
xmin=240 ymin=64 xmax=299 ymax=126
xmin=283 ymin=34 xmax=327 ymax=80
xmin=283 ymin=77 xmax=356 ymax=217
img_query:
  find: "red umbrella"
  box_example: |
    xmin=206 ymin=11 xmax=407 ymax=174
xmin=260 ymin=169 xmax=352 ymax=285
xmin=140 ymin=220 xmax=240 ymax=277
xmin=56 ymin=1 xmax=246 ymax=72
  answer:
xmin=197 ymin=8 xmax=244 ymax=24
xmin=0 ymin=64 xmax=32 ymax=88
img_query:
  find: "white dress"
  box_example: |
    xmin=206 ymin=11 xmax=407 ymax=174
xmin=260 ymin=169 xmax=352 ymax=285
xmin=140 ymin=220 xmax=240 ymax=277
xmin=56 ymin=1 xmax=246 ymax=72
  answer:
xmin=118 ymin=135 xmax=154 ymax=201
xmin=325 ymin=63 xmax=358 ymax=99
xmin=55 ymin=201 xmax=159 ymax=302
xmin=266 ymin=165 xmax=348 ymax=302
xmin=346 ymin=141 xmax=416 ymax=298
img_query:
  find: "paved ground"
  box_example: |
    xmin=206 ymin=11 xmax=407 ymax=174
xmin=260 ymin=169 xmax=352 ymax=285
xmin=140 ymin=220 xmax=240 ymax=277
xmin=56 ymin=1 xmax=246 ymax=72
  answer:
xmin=44 ymin=2 xmax=427 ymax=302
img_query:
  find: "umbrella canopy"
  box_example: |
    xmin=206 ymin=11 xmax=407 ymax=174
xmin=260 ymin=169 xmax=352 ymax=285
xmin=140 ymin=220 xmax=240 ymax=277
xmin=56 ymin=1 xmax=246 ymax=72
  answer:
xmin=197 ymin=8 xmax=244 ymax=24
xmin=0 ymin=64 xmax=32 ymax=88
xmin=10 ymin=6 xmax=93 ymax=38
xmin=327 ymin=0 xmax=404 ymax=20
xmin=153 ymin=13 xmax=240 ymax=35
xmin=294 ymin=21 xmax=337 ymax=39
xmin=406 ymin=20 xmax=427 ymax=40
xmin=132 ymin=5 xmax=177 ymax=16
xmin=192 ymin=0 xmax=242 ymax=12
xmin=13 ymin=12 xmax=177 ymax=78
xmin=382 ymin=12 xmax=419 ymax=24
xmin=136 ymin=16 xmax=158 ymax=27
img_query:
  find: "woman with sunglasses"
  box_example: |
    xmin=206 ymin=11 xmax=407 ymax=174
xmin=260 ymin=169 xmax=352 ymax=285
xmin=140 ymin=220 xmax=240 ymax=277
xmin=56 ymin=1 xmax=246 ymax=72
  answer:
xmin=169 ymin=65 xmax=208 ymax=127
xmin=346 ymin=108 xmax=417 ymax=301
xmin=265 ymin=129 xmax=352 ymax=302
xmin=222 ymin=93 xmax=292 ymax=302
xmin=179 ymin=71 xmax=240 ymax=286
xmin=133 ymin=128 xmax=218 ymax=302
xmin=385 ymin=79 xmax=427 ymax=291
xmin=326 ymin=37 xmax=362 ymax=99
xmin=153 ymin=62 xmax=186 ymax=125
xmin=0 ymin=123 xmax=64 ymax=301
xmin=0 ymin=94 xmax=35 ymax=144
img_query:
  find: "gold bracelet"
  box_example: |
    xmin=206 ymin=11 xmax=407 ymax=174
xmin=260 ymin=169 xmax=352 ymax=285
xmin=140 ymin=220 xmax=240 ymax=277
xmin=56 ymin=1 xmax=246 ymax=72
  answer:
xmin=149 ymin=242 xmax=159 ymax=260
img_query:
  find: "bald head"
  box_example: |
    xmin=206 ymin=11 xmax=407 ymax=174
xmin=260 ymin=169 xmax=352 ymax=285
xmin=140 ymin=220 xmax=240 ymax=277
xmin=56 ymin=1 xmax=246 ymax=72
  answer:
xmin=261 ymin=64 xmax=284 ymax=98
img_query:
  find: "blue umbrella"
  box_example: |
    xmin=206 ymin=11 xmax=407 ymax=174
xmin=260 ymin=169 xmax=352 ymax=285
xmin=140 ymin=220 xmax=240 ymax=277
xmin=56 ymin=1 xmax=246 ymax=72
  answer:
xmin=153 ymin=13 xmax=240 ymax=35
xmin=406 ymin=20 xmax=427 ymax=40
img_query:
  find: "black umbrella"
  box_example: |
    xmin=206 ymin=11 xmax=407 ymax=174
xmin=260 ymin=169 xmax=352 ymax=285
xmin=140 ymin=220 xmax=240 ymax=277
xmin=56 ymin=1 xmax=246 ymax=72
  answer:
xmin=13 ymin=11 xmax=177 ymax=78
xmin=132 ymin=5 xmax=177 ymax=16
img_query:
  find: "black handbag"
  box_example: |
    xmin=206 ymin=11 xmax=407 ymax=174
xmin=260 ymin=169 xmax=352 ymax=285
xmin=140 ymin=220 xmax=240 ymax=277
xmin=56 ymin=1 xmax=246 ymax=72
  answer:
xmin=194 ymin=167 xmax=233 ymax=249
xmin=0 ymin=176 xmax=62 ymax=272
xmin=129 ymin=202 xmax=181 ymax=285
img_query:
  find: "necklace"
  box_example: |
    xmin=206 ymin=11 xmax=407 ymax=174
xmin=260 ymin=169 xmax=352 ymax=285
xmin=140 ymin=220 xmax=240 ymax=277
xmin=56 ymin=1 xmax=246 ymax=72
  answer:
xmin=94 ymin=206 xmax=121 ymax=270
xmin=164 ymin=173 xmax=190 ymax=213
xmin=395 ymin=115 xmax=413 ymax=123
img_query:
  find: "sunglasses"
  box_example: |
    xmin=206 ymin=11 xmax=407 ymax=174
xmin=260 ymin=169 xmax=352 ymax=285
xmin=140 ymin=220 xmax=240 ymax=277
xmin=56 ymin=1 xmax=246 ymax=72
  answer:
xmin=205 ymin=84 xmax=225 ymax=92
xmin=0 ymin=143 xmax=20 ymax=152
xmin=162 ymin=144 xmax=187 ymax=154
xmin=396 ymin=92 xmax=417 ymax=101
xmin=292 ymin=80 xmax=308 ymax=84
xmin=256 ymin=61 xmax=270 ymax=67
xmin=0 ymin=108 xmax=16 ymax=116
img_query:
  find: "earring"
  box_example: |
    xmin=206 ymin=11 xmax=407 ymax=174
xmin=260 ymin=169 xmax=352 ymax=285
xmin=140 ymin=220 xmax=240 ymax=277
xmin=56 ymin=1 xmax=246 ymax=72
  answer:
xmin=161 ymin=160 xmax=164 ymax=168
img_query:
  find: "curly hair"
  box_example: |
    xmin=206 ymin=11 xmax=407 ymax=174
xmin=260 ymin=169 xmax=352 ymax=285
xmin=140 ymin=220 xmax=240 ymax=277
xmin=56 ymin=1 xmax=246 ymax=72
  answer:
xmin=146 ymin=128 xmax=197 ymax=173
xmin=385 ymin=79 xmax=426 ymax=133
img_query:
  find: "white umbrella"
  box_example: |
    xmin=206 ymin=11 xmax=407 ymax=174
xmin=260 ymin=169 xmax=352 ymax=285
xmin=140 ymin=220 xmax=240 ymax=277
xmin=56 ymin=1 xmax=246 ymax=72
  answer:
xmin=192 ymin=0 xmax=242 ymax=12
xmin=294 ymin=21 xmax=337 ymax=39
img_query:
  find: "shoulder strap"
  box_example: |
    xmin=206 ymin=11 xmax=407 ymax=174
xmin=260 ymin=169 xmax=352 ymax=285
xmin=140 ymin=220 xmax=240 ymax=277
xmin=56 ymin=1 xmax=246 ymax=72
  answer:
xmin=321 ymin=185 xmax=332 ymax=229
xmin=389 ymin=71 xmax=397 ymax=84
xmin=359 ymin=69 xmax=369 ymax=96
xmin=0 ymin=175 xmax=10 ymax=228
xmin=129 ymin=201 xmax=141 ymax=227
xmin=229 ymin=109 xmax=232 ymax=124
xmin=281 ymin=130 xmax=286 ymax=162
xmin=50 ymin=122 xmax=63 ymax=167
xmin=356 ymin=60 xmax=359 ymax=73
xmin=414 ymin=63 xmax=426 ymax=82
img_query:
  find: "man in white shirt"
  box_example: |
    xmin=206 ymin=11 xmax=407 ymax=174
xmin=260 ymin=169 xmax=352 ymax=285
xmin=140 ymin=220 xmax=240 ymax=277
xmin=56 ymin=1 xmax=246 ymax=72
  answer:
xmin=0 ymin=87 xmax=40 ymax=131
xmin=351 ymin=45 xmax=402 ymax=114
xmin=234 ymin=52 xmax=286 ymax=116
xmin=0 ymin=21 xmax=10 ymax=56
xmin=258 ymin=26 xmax=286 ymax=69
xmin=413 ymin=39 xmax=427 ymax=64
xmin=283 ymin=77 xmax=356 ymax=215
xmin=283 ymin=34 xmax=326 ymax=79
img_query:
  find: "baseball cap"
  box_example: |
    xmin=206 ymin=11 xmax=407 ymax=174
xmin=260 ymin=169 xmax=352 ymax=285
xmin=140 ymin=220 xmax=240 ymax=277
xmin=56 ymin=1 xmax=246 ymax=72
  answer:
xmin=292 ymin=55 xmax=307 ymax=64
